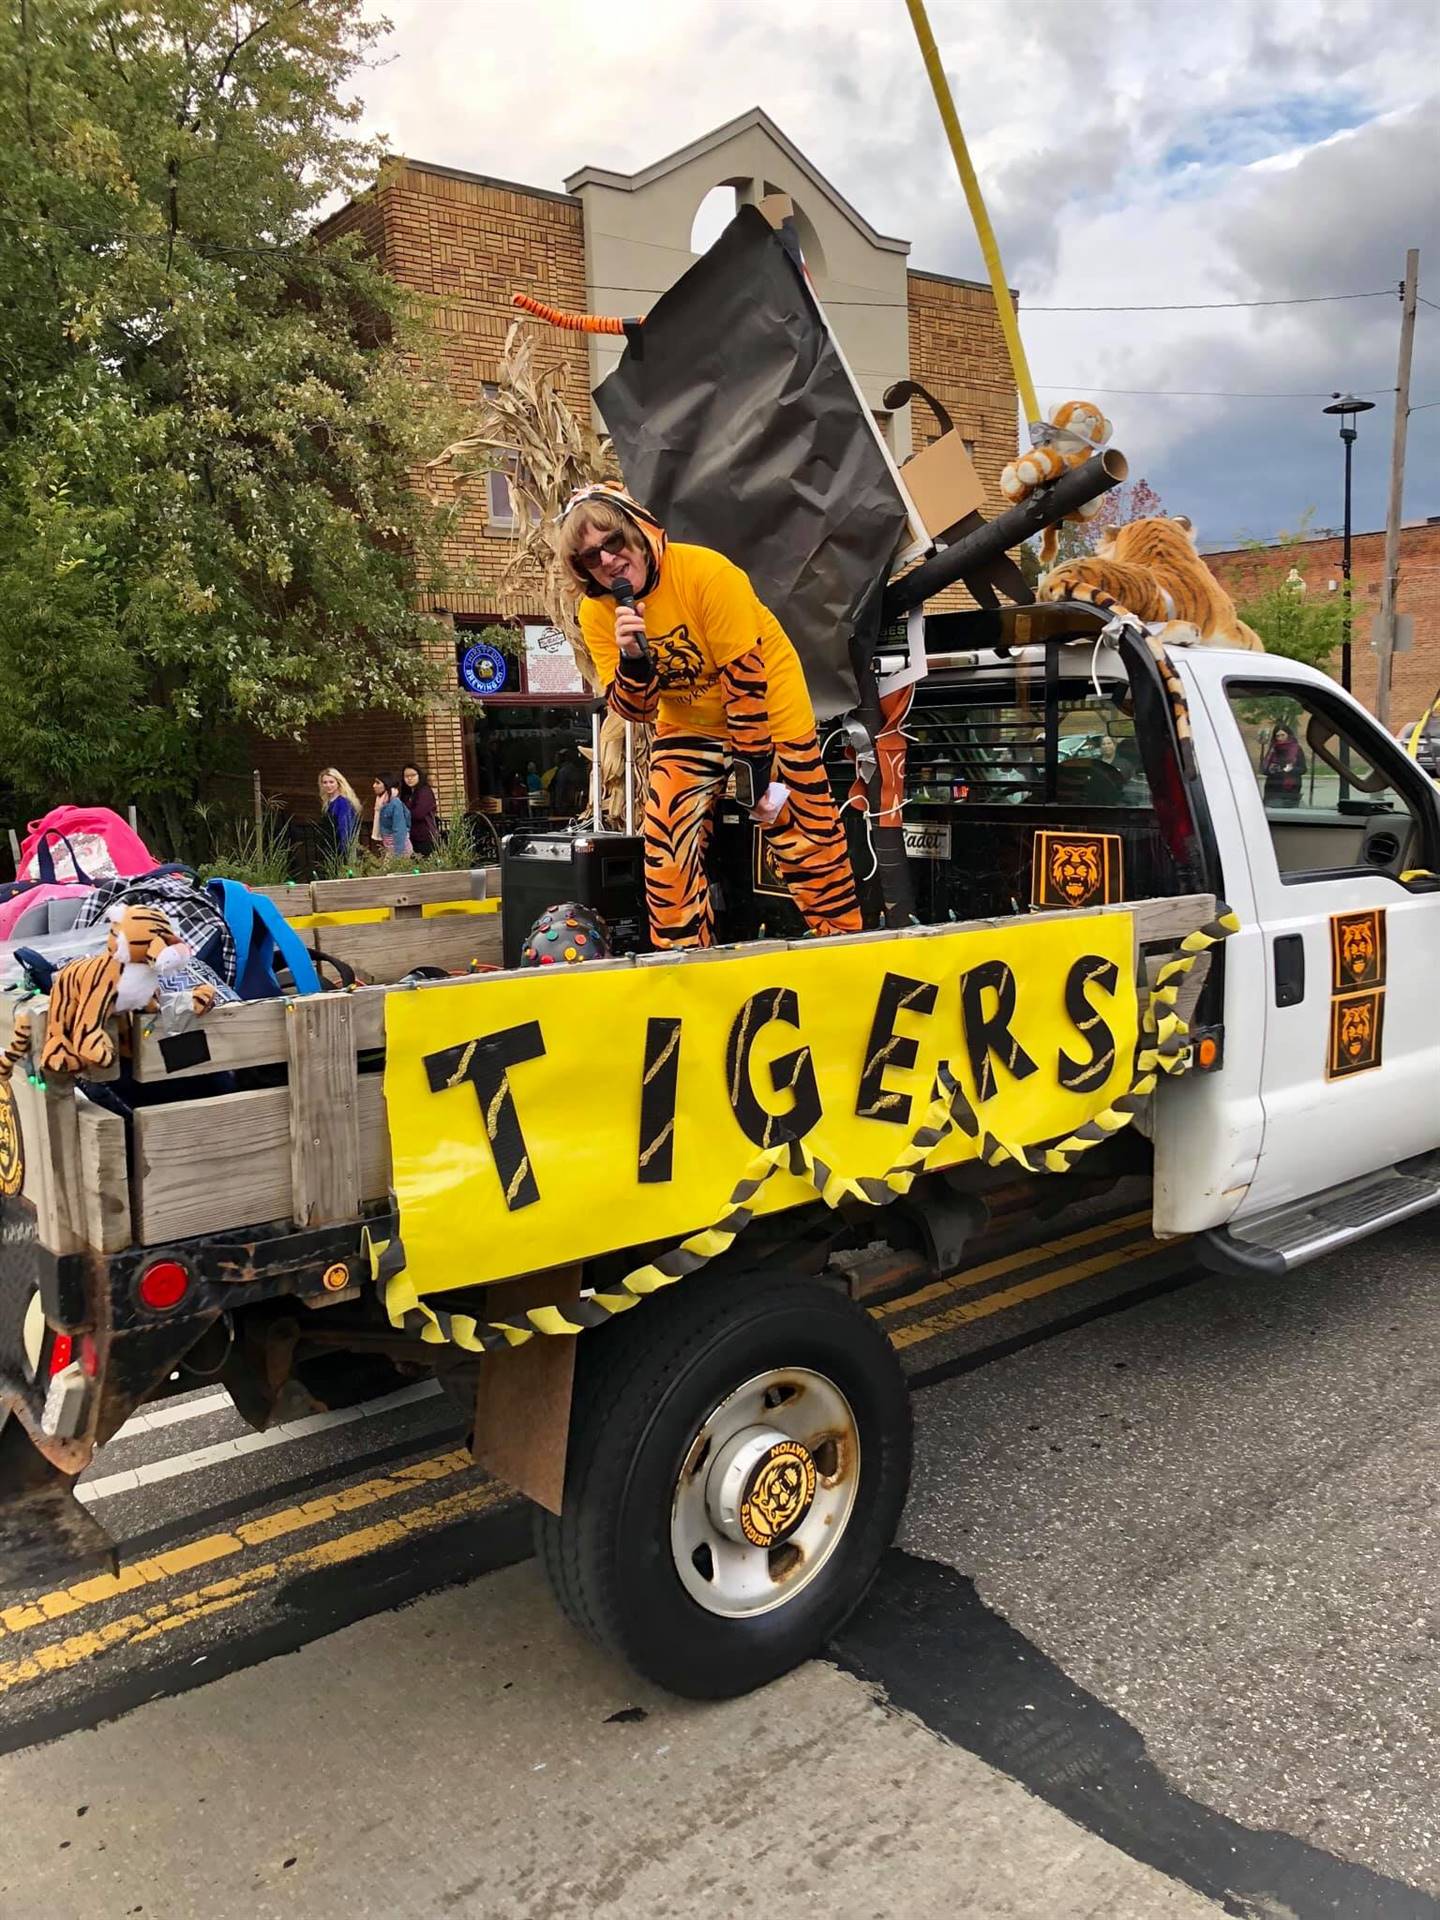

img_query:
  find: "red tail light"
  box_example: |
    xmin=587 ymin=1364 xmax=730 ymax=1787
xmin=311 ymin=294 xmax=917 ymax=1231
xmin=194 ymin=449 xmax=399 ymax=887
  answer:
xmin=48 ymin=1332 xmax=73 ymax=1377
xmin=137 ymin=1260 xmax=190 ymax=1311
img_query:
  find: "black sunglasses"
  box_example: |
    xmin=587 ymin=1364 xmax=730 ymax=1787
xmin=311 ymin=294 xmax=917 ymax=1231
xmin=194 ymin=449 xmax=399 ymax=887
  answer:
xmin=574 ymin=531 xmax=629 ymax=570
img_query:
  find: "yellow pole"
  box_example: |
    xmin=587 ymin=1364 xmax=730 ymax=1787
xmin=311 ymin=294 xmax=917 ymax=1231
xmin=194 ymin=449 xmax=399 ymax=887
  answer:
xmin=904 ymin=0 xmax=1040 ymax=439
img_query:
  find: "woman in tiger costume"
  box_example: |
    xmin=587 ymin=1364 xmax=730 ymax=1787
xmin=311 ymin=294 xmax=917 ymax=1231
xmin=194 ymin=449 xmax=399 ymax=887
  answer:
xmin=559 ymin=483 xmax=860 ymax=948
xmin=1038 ymin=514 xmax=1265 ymax=651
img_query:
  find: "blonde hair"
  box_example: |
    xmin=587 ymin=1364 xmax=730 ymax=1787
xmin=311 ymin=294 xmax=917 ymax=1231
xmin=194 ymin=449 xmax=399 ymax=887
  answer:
xmin=317 ymin=768 xmax=361 ymax=810
xmin=556 ymin=497 xmax=638 ymax=588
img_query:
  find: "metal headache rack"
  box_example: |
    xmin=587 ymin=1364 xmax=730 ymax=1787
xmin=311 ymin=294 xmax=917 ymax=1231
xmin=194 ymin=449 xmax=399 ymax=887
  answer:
xmin=903 ymin=644 xmax=1140 ymax=811
xmin=904 ymin=698 xmax=1047 ymax=805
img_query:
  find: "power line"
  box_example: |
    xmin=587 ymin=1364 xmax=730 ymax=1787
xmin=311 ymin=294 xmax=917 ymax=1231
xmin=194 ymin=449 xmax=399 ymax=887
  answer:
xmin=1025 ymin=291 xmax=1397 ymax=312
xmin=851 ymin=369 xmax=1398 ymax=401
xmin=1036 ymin=383 xmax=1397 ymax=400
xmin=593 ymin=282 xmax=1399 ymax=314
xmin=1418 ymin=296 xmax=1440 ymax=314
xmin=10 ymin=220 xmax=1406 ymax=318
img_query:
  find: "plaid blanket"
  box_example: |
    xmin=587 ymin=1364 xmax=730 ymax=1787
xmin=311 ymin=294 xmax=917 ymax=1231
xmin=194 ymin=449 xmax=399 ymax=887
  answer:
xmin=74 ymin=870 xmax=236 ymax=983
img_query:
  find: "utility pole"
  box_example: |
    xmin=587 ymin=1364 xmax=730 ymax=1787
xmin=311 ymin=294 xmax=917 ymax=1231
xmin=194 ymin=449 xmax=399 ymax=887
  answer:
xmin=1375 ymin=248 xmax=1420 ymax=728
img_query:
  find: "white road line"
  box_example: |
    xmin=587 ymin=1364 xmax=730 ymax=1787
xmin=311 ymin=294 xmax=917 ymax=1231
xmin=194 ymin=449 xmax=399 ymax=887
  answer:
xmin=76 ymin=1380 xmax=445 ymax=1505
xmin=119 ymin=1390 xmax=233 ymax=1435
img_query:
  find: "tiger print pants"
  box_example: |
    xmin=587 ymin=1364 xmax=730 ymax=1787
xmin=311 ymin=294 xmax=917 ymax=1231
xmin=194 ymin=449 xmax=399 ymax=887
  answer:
xmin=645 ymin=730 xmax=862 ymax=948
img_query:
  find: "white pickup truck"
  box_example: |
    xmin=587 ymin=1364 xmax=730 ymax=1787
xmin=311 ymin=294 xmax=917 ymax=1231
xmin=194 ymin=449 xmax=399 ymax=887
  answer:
xmin=2 ymin=602 xmax=1437 ymax=1700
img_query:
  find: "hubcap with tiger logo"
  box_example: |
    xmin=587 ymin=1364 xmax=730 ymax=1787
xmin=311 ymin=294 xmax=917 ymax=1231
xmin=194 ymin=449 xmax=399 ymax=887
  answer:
xmin=670 ymin=1368 xmax=860 ymax=1618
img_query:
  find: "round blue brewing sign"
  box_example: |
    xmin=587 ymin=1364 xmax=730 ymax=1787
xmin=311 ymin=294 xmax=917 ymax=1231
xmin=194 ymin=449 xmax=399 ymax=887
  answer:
xmin=460 ymin=639 xmax=508 ymax=698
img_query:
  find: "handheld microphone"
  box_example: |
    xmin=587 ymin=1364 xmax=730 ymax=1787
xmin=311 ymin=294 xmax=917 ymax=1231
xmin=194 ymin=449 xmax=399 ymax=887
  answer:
xmin=610 ymin=580 xmax=648 ymax=654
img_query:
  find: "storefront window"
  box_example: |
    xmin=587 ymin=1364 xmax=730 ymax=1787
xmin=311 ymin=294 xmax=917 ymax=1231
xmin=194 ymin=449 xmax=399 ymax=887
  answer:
xmin=455 ymin=616 xmax=593 ymax=822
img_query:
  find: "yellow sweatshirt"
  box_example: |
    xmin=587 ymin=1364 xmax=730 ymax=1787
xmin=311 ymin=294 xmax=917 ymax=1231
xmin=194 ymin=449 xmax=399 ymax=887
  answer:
xmin=579 ymin=543 xmax=815 ymax=744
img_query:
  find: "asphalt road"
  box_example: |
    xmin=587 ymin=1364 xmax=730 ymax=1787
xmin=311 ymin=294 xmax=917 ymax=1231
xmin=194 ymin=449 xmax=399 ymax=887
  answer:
xmin=0 ymin=1198 xmax=1437 ymax=1918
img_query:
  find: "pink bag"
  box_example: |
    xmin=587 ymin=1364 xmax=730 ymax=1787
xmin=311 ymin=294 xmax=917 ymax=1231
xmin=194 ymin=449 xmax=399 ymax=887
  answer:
xmin=18 ymin=807 xmax=155 ymax=884
xmin=0 ymin=883 xmax=91 ymax=942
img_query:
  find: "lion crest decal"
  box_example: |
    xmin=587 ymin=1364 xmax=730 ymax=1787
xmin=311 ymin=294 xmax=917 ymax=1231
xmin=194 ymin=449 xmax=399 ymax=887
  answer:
xmin=1031 ymin=831 xmax=1122 ymax=909
xmin=1330 ymin=909 xmax=1385 ymax=991
xmin=1050 ymin=840 xmax=1102 ymax=907
xmin=1328 ymin=989 xmax=1384 ymax=1078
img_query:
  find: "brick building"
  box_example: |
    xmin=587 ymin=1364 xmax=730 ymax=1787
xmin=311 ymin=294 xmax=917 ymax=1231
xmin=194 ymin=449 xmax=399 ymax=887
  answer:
xmin=1205 ymin=519 xmax=1440 ymax=730
xmin=253 ymin=108 xmax=1018 ymax=823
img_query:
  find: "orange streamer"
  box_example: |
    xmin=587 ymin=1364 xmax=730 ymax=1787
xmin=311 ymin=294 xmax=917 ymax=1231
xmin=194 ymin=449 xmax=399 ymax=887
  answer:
xmin=511 ymin=293 xmax=642 ymax=336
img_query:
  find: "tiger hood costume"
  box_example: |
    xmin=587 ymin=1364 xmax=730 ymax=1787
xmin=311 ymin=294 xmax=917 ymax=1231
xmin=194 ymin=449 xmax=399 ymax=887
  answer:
xmin=561 ymin=482 xmax=667 ymax=599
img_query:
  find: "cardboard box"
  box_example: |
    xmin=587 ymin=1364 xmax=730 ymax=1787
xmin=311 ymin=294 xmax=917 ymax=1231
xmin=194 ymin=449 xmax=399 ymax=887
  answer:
xmin=900 ymin=430 xmax=986 ymax=543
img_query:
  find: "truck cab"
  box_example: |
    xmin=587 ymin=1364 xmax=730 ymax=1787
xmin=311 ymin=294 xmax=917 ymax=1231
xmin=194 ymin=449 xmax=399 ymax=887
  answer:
xmin=886 ymin=606 xmax=1440 ymax=1264
xmin=1157 ymin=642 xmax=1440 ymax=1260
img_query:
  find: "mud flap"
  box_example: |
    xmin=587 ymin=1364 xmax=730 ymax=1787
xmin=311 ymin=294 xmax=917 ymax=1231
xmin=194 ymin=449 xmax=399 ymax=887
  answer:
xmin=0 ymin=1402 xmax=117 ymax=1595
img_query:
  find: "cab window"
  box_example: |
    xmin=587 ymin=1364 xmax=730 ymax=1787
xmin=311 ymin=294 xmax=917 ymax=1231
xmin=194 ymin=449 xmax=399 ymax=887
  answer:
xmin=907 ymin=689 xmax=1147 ymax=808
xmin=1224 ymin=681 xmax=1427 ymax=881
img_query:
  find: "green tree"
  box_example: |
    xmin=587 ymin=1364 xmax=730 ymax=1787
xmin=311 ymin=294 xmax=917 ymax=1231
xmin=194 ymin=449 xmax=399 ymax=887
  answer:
xmin=1023 ymin=476 xmax=1168 ymax=574
xmin=0 ymin=1 xmax=458 ymax=847
xmin=1234 ymin=530 xmax=1344 ymax=671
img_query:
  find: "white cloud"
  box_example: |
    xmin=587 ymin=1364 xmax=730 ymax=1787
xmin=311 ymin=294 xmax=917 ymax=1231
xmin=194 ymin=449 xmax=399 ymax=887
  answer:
xmin=354 ymin=0 xmax=1440 ymax=540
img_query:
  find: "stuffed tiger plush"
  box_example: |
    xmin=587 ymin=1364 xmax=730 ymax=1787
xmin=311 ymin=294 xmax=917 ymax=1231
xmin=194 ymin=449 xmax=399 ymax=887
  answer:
xmin=0 ymin=1007 xmax=32 ymax=1083
xmin=38 ymin=903 xmax=215 ymax=1080
xmin=1000 ymin=399 xmax=1114 ymax=565
xmin=1038 ymin=515 xmax=1265 ymax=651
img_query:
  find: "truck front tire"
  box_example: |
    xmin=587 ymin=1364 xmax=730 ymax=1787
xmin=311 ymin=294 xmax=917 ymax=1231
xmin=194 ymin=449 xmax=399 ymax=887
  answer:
xmin=534 ymin=1271 xmax=911 ymax=1699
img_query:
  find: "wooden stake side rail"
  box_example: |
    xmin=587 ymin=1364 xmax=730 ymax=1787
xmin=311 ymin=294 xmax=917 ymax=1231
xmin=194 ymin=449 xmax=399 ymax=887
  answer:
xmin=249 ymin=868 xmax=499 ymax=917
xmin=10 ymin=894 xmax=1219 ymax=1255
xmin=132 ymin=1078 xmax=391 ymax=1245
xmin=308 ymin=912 xmax=501 ymax=984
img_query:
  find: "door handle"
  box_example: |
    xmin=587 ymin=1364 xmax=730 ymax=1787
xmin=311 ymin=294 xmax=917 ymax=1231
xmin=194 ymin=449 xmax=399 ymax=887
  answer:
xmin=1273 ymin=933 xmax=1305 ymax=1007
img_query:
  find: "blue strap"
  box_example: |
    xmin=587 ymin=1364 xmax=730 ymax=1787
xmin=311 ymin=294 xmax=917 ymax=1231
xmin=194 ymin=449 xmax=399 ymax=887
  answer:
xmin=206 ymin=880 xmax=322 ymax=998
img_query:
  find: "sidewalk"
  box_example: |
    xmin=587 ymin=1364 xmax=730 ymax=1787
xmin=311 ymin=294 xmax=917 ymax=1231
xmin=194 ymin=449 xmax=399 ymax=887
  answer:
xmin=0 ymin=1561 xmax=1221 ymax=1919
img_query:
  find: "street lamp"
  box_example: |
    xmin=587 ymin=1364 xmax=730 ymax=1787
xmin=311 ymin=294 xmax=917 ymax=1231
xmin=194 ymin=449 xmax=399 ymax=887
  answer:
xmin=1322 ymin=393 xmax=1375 ymax=694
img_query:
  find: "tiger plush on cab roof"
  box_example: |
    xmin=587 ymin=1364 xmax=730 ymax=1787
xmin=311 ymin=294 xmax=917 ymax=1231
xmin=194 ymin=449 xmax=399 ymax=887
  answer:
xmin=1038 ymin=515 xmax=1265 ymax=651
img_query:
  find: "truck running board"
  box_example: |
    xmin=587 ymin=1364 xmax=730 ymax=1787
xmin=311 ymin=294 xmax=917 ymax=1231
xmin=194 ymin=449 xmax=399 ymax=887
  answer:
xmin=1199 ymin=1154 xmax=1440 ymax=1277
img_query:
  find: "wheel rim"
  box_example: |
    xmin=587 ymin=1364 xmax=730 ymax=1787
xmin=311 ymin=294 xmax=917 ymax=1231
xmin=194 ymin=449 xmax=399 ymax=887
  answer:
xmin=670 ymin=1367 xmax=861 ymax=1619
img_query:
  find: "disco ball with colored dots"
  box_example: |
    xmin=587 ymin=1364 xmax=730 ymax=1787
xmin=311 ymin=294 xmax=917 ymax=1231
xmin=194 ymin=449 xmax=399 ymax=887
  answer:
xmin=520 ymin=903 xmax=613 ymax=967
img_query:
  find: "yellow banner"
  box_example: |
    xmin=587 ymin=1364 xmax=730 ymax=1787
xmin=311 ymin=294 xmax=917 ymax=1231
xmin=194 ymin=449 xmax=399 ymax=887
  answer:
xmin=381 ymin=914 xmax=1137 ymax=1299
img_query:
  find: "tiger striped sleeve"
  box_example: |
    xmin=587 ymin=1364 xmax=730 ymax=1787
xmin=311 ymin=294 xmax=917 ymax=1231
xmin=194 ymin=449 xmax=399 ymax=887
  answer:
xmin=608 ymin=651 xmax=659 ymax=726
xmin=580 ymin=595 xmax=659 ymax=726
xmin=718 ymin=644 xmax=772 ymax=757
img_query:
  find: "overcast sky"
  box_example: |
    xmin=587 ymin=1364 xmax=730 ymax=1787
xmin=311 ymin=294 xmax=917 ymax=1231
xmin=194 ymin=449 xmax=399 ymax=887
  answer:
xmin=357 ymin=0 xmax=1437 ymax=551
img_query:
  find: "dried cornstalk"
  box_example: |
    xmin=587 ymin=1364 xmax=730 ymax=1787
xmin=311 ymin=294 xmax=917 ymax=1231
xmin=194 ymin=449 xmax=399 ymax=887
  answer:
xmin=428 ymin=323 xmax=653 ymax=831
xmin=427 ymin=321 xmax=616 ymax=691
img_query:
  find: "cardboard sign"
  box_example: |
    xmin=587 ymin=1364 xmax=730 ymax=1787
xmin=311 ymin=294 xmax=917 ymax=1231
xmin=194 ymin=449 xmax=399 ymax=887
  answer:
xmin=900 ymin=429 xmax=987 ymax=544
xmin=382 ymin=914 xmax=1137 ymax=1299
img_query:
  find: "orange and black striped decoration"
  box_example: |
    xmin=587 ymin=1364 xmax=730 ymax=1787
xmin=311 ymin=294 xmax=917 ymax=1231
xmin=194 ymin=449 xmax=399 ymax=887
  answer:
xmin=511 ymin=292 xmax=643 ymax=336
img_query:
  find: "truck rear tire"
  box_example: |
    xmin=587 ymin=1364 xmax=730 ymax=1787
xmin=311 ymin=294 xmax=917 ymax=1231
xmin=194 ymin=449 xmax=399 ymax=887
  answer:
xmin=534 ymin=1271 xmax=911 ymax=1699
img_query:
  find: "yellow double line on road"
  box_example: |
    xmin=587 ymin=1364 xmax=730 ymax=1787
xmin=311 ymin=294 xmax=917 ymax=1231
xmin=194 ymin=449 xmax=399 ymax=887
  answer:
xmin=0 ymin=1451 xmax=501 ymax=1694
xmin=0 ymin=1211 xmax=1169 ymax=1698
xmin=0 ymin=1479 xmax=512 ymax=1695
xmin=874 ymin=1209 xmax=1163 ymax=1349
